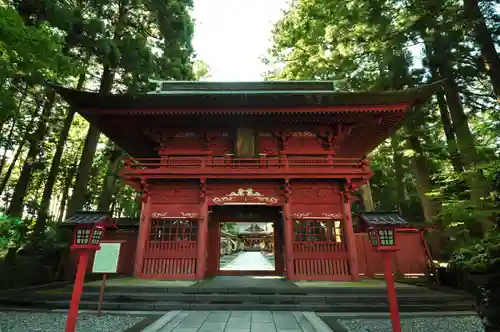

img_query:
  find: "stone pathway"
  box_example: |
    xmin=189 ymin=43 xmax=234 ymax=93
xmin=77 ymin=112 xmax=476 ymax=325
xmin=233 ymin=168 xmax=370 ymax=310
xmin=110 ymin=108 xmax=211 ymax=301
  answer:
xmin=142 ymin=310 xmax=332 ymax=332
xmin=220 ymin=252 xmax=274 ymax=271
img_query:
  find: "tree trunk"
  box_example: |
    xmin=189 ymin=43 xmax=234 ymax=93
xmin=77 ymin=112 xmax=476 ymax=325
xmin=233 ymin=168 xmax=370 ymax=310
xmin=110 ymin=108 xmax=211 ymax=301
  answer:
xmin=98 ymin=146 xmax=122 ymax=211
xmin=0 ymin=87 xmax=28 ymax=175
xmin=0 ymin=99 xmax=43 ymax=197
xmin=463 ymin=0 xmax=500 ymax=102
xmin=435 ymin=92 xmax=464 ymax=173
xmin=420 ymin=3 xmax=493 ymax=232
xmin=391 ymin=136 xmax=406 ymax=214
xmin=359 ymin=183 xmax=374 ymax=212
xmin=441 ymin=74 xmax=493 ymax=232
xmin=66 ymin=66 xmax=115 ymax=216
xmin=7 ymin=92 xmax=56 ymax=217
xmin=405 ymin=130 xmax=441 ymax=221
xmin=0 ymin=147 xmax=26 ymax=199
xmin=35 ymin=71 xmax=87 ymax=236
xmin=66 ymin=0 xmax=127 ymax=216
xmin=0 ymin=119 xmax=17 ymax=177
xmin=423 ymin=42 xmax=464 ymax=173
xmin=57 ymin=163 xmax=77 ymax=223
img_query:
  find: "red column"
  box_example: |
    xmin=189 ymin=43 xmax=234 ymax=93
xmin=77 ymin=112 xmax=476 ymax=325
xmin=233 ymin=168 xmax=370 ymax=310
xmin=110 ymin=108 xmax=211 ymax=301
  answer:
xmin=384 ymin=251 xmax=402 ymax=332
xmin=342 ymin=195 xmax=360 ymax=280
xmin=206 ymin=219 xmax=218 ymax=277
xmin=196 ymin=193 xmax=209 ymax=280
xmin=273 ymin=221 xmax=284 ymax=275
xmin=134 ymin=195 xmax=151 ymax=277
xmin=65 ymin=250 xmax=89 ymax=332
xmin=283 ymin=201 xmax=295 ymax=280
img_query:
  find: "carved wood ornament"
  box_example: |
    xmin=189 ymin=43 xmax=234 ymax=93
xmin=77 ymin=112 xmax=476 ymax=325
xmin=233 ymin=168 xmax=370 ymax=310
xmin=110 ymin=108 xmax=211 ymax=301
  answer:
xmin=284 ymin=179 xmax=292 ymax=203
xmin=200 ymin=178 xmax=207 ymax=203
xmin=212 ymin=188 xmax=279 ymax=205
xmin=292 ymin=212 xmax=343 ymax=219
xmin=140 ymin=177 xmax=149 ymax=202
xmin=151 ymin=212 xmax=200 ymax=219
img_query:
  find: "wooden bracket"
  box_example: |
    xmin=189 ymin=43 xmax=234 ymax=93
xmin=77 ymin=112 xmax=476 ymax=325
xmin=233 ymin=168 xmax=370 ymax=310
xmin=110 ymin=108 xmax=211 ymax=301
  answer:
xmin=200 ymin=178 xmax=207 ymax=202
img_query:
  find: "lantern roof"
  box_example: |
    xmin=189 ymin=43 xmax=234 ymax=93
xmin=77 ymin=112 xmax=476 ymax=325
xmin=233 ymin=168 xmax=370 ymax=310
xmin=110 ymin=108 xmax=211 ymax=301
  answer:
xmin=61 ymin=211 xmax=112 ymax=227
xmin=359 ymin=212 xmax=409 ymax=227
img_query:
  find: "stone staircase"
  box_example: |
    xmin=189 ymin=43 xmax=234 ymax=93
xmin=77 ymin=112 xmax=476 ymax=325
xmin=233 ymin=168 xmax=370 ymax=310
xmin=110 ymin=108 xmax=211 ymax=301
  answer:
xmin=0 ymin=283 xmax=476 ymax=313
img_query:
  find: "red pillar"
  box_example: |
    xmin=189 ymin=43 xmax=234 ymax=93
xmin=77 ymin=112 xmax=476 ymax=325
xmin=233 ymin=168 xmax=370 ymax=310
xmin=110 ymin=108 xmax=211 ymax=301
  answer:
xmin=342 ymin=194 xmax=360 ymax=280
xmin=384 ymin=251 xmax=402 ymax=332
xmin=134 ymin=195 xmax=151 ymax=277
xmin=274 ymin=221 xmax=284 ymax=275
xmin=196 ymin=182 xmax=209 ymax=280
xmin=65 ymin=250 xmax=89 ymax=332
xmin=206 ymin=218 xmax=219 ymax=277
xmin=283 ymin=201 xmax=295 ymax=280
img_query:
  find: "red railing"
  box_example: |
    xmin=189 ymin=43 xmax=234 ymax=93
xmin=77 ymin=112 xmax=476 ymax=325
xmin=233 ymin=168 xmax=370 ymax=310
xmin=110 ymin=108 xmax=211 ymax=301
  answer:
xmin=122 ymin=156 xmax=369 ymax=177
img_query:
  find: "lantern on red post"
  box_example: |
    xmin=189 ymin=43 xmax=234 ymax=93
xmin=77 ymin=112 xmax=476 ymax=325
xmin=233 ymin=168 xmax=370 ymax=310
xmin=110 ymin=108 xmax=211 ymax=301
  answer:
xmin=361 ymin=212 xmax=408 ymax=332
xmin=62 ymin=212 xmax=111 ymax=332
xmin=367 ymin=227 xmax=396 ymax=249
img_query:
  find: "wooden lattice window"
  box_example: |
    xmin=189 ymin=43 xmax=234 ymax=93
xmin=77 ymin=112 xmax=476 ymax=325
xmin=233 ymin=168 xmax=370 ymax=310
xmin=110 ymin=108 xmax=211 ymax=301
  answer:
xmin=293 ymin=220 xmax=343 ymax=243
xmin=149 ymin=219 xmax=198 ymax=241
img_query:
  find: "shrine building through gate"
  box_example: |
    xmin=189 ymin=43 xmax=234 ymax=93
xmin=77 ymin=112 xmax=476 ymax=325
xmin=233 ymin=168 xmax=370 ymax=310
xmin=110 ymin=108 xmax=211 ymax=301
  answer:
xmin=54 ymin=81 xmax=439 ymax=281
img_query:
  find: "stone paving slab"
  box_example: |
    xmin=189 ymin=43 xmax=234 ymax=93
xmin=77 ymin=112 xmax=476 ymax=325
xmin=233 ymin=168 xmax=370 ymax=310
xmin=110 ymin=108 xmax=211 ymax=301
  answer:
xmin=220 ymin=252 xmax=275 ymax=271
xmin=142 ymin=311 xmax=332 ymax=332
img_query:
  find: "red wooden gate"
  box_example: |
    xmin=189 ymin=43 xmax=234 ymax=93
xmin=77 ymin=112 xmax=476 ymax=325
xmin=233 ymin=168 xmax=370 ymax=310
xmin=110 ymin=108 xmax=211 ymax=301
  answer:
xmin=141 ymin=219 xmax=198 ymax=279
xmin=291 ymin=219 xmax=350 ymax=280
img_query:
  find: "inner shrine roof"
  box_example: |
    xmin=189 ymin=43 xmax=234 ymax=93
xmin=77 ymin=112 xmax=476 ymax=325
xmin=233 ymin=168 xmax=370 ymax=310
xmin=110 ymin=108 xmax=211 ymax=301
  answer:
xmin=51 ymin=80 xmax=442 ymax=111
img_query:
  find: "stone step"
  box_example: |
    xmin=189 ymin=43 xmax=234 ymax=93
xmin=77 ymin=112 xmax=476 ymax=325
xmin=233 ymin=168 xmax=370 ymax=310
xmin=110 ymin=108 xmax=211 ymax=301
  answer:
xmin=21 ymin=292 xmax=471 ymax=305
xmin=0 ymin=298 xmax=475 ymax=313
xmin=77 ymin=285 xmax=466 ymax=296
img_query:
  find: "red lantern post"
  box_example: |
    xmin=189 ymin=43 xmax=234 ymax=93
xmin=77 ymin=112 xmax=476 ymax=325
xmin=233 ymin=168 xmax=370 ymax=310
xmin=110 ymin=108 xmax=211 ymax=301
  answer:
xmin=368 ymin=227 xmax=401 ymax=332
xmin=65 ymin=223 xmax=105 ymax=332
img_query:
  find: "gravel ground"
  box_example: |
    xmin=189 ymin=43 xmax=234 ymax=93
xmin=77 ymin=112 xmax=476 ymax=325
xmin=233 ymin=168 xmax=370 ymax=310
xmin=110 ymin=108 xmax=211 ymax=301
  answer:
xmin=0 ymin=312 xmax=144 ymax=332
xmin=339 ymin=316 xmax=485 ymax=332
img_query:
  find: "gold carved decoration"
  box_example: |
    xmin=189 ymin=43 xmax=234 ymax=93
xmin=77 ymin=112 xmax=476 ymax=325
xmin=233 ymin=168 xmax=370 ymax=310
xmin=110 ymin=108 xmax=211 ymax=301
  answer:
xmin=180 ymin=212 xmax=200 ymax=218
xmin=152 ymin=212 xmax=169 ymax=219
xmin=212 ymin=188 xmax=279 ymax=205
xmin=292 ymin=212 xmax=311 ymax=218
xmin=322 ymin=213 xmax=343 ymax=219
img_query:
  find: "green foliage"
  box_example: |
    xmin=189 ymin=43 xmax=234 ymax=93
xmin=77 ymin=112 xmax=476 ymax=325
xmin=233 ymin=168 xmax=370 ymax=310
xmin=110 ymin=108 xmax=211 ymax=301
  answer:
xmin=222 ymin=222 xmax=238 ymax=235
xmin=0 ymin=213 xmax=32 ymax=250
xmin=451 ymin=228 xmax=500 ymax=273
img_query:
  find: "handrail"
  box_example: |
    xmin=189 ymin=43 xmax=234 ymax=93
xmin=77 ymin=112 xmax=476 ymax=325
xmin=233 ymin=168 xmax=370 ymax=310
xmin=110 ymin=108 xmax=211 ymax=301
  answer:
xmin=123 ymin=156 xmax=365 ymax=170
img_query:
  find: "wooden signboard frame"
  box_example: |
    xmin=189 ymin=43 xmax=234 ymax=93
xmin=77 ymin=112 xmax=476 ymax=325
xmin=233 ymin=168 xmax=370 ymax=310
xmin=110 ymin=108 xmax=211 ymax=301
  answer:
xmin=92 ymin=241 xmax=123 ymax=315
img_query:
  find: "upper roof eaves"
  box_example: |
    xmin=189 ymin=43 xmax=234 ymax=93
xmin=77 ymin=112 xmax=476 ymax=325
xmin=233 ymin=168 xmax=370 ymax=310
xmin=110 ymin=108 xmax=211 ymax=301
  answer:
xmin=152 ymin=80 xmax=337 ymax=93
xmin=49 ymin=80 xmax=444 ymax=111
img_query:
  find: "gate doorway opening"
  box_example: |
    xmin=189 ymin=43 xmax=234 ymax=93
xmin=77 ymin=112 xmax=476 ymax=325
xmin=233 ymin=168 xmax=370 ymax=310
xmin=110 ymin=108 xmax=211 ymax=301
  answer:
xmin=207 ymin=205 xmax=285 ymax=277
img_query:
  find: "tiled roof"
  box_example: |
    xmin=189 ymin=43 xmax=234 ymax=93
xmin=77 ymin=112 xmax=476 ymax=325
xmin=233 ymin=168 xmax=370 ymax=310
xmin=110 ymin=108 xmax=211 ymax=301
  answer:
xmin=359 ymin=212 xmax=409 ymax=226
xmin=63 ymin=211 xmax=110 ymax=225
xmin=51 ymin=81 xmax=443 ymax=110
xmin=243 ymin=223 xmax=266 ymax=233
xmin=113 ymin=217 xmax=139 ymax=227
